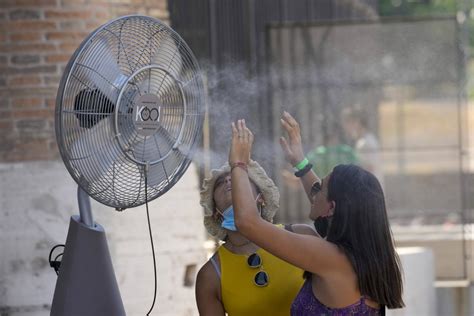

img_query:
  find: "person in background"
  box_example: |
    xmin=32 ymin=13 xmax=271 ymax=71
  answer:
xmin=228 ymin=113 xmax=404 ymax=315
xmin=341 ymin=105 xmax=383 ymax=186
xmin=195 ymin=160 xmax=317 ymax=316
xmin=306 ymin=125 xmax=357 ymax=177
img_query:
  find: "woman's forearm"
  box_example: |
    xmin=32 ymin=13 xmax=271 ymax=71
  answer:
xmin=300 ymin=169 xmax=320 ymax=201
xmin=231 ymin=167 xmax=260 ymax=232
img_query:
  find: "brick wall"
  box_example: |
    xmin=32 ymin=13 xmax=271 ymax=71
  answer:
xmin=0 ymin=0 xmax=169 ymax=162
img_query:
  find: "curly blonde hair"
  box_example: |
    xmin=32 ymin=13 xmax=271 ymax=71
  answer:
xmin=200 ymin=160 xmax=280 ymax=240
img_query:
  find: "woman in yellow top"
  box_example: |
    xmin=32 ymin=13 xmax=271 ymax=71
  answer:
xmin=196 ymin=160 xmax=317 ymax=315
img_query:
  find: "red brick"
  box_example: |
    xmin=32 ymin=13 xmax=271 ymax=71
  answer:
xmin=3 ymin=21 xmax=57 ymax=31
xmin=0 ymin=111 xmax=13 ymax=120
xmin=106 ymin=0 xmax=131 ymax=4
xmin=85 ymin=21 xmax=103 ymax=30
xmin=10 ymin=32 xmax=43 ymax=42
xmin=9 ymin=9 xmax=41 ymax=20
xmin=0 ymin=43 xmax=56 ymax=53
xmin=45 ymin=54 xmax=71 ymax=64
xmin=16 ymin=119 xmax=51 ymax=141
xmin=3 ymin=65 xmax=58 ymax=75
xmin=0 ymin=97 xmax=9 ymax=108
xmin=112 ymin=6 xmax=146 ymax=17
xmin=12 ymin=97 xmax=43 ymax=108
xmin=58 ymin=20 xmax=85 ymax=30
xmin=0 ymin=87 xmax=56 ymax=99
xmin=60 ymin=0 xmax=87 ymax=5
xmin=45 ymin=98 xmax=56 ymax=108
xmin=46 ymin=31 xmax=89 ymax=41
xmin=59 ymin=42 xmax=81 ymax=52
xmin=43 ymin=75 xmax=61 ymax=86
xmin=11 ymin=55 xmax=40 ymax=65
xmin=145 ymin=0 xmax=167 ymax=10
xmin=94 ymin=10 xmax=110 ymax=20
xmin=0 ymin=121 xmax=13 ymax=129
xmin=149 ymin=8 xmax=169 ymax=20
xmin=12 ymin=109 xmax=52 ymax=119
xmin=8 ymin=75 xmax=42 ymax=86
xmin=0 ymin=0 xmax=56 ymax=7
xmin=45 ymin=10 xmax=91 ymax=20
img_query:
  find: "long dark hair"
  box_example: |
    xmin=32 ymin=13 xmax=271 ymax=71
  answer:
xmin=325 ymin=164 xmax=404 ymax=309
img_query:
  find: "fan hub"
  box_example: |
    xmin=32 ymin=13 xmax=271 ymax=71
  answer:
xmin=132 ymin=94 xmax=161 ymax=136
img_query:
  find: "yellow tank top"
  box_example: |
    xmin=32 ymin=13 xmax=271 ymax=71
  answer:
xmin=218 ymin=241 xmax=304 ymax=316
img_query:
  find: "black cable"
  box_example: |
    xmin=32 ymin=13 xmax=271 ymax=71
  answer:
xmin=48 ymin=244 xmax=65 ymax=275
xmin=53 ymin=253 xmax=64 ymax=275
xmin=145 ymin=171 xmax=158 ymax=316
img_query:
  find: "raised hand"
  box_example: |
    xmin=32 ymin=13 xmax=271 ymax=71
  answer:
xmin=229 ymin=119 xmax=254 ymax=165
xmin=279 ymin=111 xmax=305 ymax=166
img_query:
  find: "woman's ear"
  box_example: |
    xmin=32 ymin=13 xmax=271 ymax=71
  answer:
xmin=328 ymin=201 xmax=335 ymax=217
xmin=322 ymin=201 xmax=335 ymax=218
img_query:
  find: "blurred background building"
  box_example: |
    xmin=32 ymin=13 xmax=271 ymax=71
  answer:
xmin=0 ymin=0 xmax=473 ymax=315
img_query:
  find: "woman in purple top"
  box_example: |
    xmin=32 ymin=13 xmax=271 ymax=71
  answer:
xmin=228 ymin=112 xmax=404 ymax=315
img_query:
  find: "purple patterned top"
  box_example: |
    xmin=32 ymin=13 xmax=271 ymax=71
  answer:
xmin=291 ymin=279 xmax=382 ymax=315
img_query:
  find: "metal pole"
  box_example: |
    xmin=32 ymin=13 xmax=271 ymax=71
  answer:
xmin=77 ymin=186 xmax=94 ymax=227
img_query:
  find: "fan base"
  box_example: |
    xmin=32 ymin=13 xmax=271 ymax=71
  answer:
xmin=51 ymin=215 xmax=125 ymax=316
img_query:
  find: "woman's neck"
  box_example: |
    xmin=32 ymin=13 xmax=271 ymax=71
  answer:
xmin=224 ymin=232 xmax=259 ymax=254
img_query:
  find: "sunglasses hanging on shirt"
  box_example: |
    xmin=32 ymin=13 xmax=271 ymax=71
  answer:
xmin=247 ymin=253 xmax=269 ymax=287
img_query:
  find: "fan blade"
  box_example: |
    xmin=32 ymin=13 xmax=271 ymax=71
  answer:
xmin=151 ymin=35 xmax=183 ymax=79
xmin=83 ymin=38 xmax=129 ymax=103
xmin=70 ymin=116 xmax=121 ymax=185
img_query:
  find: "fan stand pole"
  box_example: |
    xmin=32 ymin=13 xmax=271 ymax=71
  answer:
xmin=77 ymin=186 xmax=94 ymax=227
xmin=50 ymin=186 xmax=125 ymax=316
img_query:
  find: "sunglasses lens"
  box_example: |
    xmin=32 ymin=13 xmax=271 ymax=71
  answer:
xmin=247 ymin=253 xmax=262 ymax=268
xmin=311 ymin=182 xmax=321 ymax=195
xmin=254 ymin=271 xmax=269 ymax=287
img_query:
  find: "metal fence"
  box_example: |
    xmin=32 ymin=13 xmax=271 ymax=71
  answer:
xmin=266 ymin=16 xmax=472 ymax=280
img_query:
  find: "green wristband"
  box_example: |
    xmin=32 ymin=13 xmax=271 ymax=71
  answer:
xmin=294 ymin=158 xmax=309 ymax=171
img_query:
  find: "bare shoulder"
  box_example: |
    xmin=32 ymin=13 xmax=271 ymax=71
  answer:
xmin=196 ymin=256 xmax=220 ymax=290
xmin=287 ymin=223 xmax=320 ymax=237
xmin=196 ymin=253 xmax=225 ymax=315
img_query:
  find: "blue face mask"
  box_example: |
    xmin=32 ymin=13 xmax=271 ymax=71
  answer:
xmin=219 ymin=193 xmax=262 ymax=232
xmin=221 ymin=205 xmax=237 ymax=231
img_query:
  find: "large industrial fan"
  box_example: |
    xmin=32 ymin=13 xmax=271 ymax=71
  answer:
xmin=51 ymin=15 xmax=204 ymax=315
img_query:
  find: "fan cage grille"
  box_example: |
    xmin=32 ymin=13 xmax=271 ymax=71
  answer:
xmin=55 ymin=15 xmax=205 ymax=209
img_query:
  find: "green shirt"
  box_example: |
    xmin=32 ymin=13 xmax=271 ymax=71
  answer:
xmin=307 ymin=144 xmax=358 ymax=177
